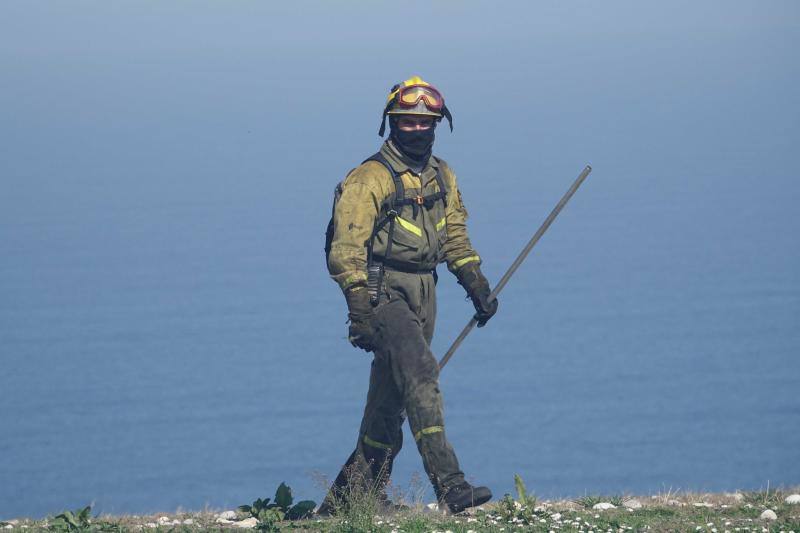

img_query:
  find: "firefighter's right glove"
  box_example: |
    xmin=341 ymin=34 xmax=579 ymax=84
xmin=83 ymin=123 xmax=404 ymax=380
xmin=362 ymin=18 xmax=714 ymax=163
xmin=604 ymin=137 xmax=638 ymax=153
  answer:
xmin=345 ymin=286 xmax=378 ymax=352
xmin=456 ymin=262 xmax=499 ymax=328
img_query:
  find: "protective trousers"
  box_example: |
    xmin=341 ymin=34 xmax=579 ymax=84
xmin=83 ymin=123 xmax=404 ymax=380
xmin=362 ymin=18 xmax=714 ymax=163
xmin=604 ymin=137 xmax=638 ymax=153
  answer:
xmin=323 ymin=271 xmax=465 ymax=508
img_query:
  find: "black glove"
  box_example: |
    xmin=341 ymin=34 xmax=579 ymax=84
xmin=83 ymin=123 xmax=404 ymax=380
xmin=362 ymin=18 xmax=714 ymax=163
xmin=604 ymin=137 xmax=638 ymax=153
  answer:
xmin=344 ymin=286 xmax=378 ymax=352
xmin=455 ymin=262 xmax=498 ymax=327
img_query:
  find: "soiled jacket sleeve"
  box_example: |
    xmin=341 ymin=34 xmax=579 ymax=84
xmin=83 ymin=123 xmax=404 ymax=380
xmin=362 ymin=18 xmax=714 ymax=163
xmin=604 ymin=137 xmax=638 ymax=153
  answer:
xmin=327 ymin=162 xmax=392 ymax=292
xmin=439 ymin=162 xmax=481 ymax=272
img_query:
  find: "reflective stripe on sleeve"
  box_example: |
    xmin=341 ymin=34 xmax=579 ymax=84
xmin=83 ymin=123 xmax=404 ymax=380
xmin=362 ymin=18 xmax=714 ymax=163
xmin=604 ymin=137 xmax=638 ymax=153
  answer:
xmin=342 ymin=273 xmax=367 ymax=288
xmin=453 ymin=255 xmax=480 ymax=269
xmin=414 ymin=425 xmax=444 ymax=441
xmin=435 ymin=217 xmax=446 ymax=231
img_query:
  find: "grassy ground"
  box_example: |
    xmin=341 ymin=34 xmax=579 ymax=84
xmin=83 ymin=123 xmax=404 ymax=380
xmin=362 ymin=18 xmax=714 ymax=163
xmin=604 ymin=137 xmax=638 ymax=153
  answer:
xmin=3 ymin=487 xmax=799 ymax=532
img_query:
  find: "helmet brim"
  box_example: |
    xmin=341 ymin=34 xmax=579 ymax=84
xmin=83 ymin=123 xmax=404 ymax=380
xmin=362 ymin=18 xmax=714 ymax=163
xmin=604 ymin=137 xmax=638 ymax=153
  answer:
xmin=386 ymin=108 xmax=442 ymax=117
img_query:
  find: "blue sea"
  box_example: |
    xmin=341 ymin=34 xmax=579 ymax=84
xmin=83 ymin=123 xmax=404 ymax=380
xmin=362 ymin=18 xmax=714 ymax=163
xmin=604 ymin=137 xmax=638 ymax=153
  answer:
xmin=1 ymin=1 xmax=798 ymax=519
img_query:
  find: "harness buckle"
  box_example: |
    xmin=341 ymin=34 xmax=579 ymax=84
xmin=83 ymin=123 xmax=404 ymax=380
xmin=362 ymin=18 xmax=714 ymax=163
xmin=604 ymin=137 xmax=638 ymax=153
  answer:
xmin=415 ymin=195 xmax=424 ymax=206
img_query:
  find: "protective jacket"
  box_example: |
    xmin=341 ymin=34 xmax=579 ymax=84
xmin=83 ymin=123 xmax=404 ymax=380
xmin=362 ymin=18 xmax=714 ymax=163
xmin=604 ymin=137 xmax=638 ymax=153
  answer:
xmin=321 ymin=140 xmax=488 ymax=508
xmin=328 ymin=141 xmax=481 ymax=291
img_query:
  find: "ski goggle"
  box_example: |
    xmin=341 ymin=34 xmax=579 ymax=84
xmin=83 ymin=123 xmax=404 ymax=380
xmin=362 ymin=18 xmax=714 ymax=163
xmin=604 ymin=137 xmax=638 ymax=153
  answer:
xmin=394 ymin=84 xmax=444 ymax=111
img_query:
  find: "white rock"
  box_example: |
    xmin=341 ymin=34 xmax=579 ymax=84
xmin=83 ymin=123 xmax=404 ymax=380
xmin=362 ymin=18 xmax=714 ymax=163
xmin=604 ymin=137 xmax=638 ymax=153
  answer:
xmin=759 ymin=509 xmax=777 ymax=521
xmin=623 ymin=499 xmax=642 ymax=509
xmin=3 ymin=526 xmax=12 ymax=530
xmin=693 ymin=502 xmax=713 ymax=508
xmin=157 ymin=516 xmax=171 ymax=525
xmin=234 ymin=517 xmax=258 ymax=529
xmin=216 ymin=517 xmax=233 ymax=524
xmin=218 ymin=510 xmax=237 ymax=520
xmin=182 ymin=518 xmax=194 ymax=525
xmin=144 ymin=524 xmax=157 ymax=529
xmin=426 ymin=503 xmax=439 ymax=511
xmin=667 ymin=499 xmax=684 ymax=506
xmin=551 ymin=513 xmax=562 ymax=521
xmin=729 ymin=493 xmax=745 ymax=502
xmin=592 ymin=502 xmax=616 ymax=510
xmin=785 ymin=494 xmax=800 ymax=504
xmin=6 ymin=522 xmax=18 ymax=526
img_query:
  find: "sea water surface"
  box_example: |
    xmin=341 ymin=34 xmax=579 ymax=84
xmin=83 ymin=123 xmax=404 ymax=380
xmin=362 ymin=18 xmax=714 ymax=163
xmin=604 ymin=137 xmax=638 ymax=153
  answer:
xmin=1 ymin=1 xmax=799 ymax=519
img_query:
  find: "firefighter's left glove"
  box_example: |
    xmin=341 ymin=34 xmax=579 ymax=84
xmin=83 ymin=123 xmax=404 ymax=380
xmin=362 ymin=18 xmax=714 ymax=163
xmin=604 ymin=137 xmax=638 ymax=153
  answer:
xmin=456 ymin=262 xmax=499 ymax=328
xmin=345 ymin=286 xmax=378 ymax=352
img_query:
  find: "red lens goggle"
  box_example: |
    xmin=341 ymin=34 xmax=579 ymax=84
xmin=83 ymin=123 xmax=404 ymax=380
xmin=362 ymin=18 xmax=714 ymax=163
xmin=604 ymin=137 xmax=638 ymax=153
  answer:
xmin=396 ymin=84 xmax=444 ymax=111
xmin=378 ymin=82 xmax=453 ymax=137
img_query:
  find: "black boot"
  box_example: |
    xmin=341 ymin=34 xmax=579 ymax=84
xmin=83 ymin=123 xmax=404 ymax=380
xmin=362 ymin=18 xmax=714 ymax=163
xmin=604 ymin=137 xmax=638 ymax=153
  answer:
xmin=441 ymin=481 xmax=492 ymax=514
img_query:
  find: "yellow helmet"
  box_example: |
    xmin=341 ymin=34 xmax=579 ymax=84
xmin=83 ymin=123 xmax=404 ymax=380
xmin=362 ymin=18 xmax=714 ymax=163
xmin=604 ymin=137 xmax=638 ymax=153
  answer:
xmin=379 ymin=76 xmax=453 ymax=136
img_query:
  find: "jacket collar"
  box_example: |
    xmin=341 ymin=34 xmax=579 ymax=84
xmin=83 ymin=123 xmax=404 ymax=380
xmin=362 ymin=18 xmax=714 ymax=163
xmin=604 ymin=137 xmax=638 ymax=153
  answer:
xmin=380 ymin=140 xmax=439 ymax=177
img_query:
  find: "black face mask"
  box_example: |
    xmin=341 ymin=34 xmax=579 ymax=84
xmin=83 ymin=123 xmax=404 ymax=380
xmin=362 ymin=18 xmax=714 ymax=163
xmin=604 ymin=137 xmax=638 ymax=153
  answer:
xmin=389 ymin=118 xmax=436 ymax=166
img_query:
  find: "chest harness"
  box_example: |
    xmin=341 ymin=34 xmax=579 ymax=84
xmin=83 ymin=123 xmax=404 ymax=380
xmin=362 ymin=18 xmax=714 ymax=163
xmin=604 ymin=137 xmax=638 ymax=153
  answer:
xmin=364 ymin=151 xmax=448 ymax=305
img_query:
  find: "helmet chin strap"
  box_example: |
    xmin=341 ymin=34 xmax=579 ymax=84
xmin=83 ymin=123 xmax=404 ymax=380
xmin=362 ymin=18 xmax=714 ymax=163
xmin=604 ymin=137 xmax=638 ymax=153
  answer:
xmin=378 ymin=107 xmax=389 ymax=137
xmin=441 ymin=105 xmax=453 ymax=132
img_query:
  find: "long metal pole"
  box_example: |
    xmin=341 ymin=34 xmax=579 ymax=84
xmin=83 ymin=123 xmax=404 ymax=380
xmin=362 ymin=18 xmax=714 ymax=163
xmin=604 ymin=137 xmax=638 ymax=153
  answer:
xmin=438 ymin=165 xmax=592 ymax=370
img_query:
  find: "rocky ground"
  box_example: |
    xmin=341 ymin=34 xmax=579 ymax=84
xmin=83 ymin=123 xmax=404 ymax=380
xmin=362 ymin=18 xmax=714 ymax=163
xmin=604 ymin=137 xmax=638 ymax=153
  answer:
xmin=2 ymin=489 xmax=799 ymax=532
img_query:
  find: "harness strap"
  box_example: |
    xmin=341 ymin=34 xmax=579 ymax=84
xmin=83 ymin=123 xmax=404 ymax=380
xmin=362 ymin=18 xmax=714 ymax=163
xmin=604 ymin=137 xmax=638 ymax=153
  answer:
xmin=362 ymin=152 xmax=402 ymax=305
xmin=432 ymin=157 xmax=449 ymax=208
xmin=361 ymin=151 xmax=449 ymax=305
